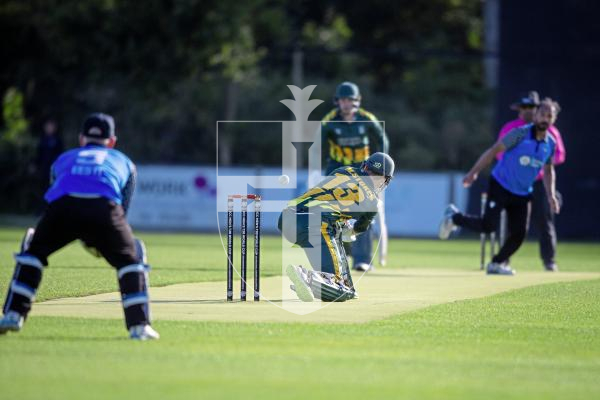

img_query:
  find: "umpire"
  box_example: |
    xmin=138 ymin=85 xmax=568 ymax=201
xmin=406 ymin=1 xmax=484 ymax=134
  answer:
xmin=0 ymin=113 xmax=159 ymax=340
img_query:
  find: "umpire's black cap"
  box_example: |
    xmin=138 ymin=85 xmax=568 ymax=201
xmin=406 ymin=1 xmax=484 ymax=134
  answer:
xmin=82 ymin=113 xmax=115 ymax=138
xmin=510 ymin=91 xmax=540 ymax=110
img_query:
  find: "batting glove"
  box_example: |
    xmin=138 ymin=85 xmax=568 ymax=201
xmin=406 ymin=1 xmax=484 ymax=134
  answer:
xmin=340 ymin=219 xmax=357 ymax=242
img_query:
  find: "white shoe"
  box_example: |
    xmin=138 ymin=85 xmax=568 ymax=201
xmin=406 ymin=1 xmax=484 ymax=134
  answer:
xmin=544 ymin=262 xmax=558 ymax=272
xmin=438 ymin=204 xmax=459 ymax=240
xmin=486 ymin=262 xmax=516 ymax=276
xmin=129 ymin=324 xmax=160 ymax=340
xmin=0 ymin=311 xmax=24 ymax=334
xmin=353 ymin=263 xmax=372 ymax=272
xmin=285 ymin=265 xmax=314 ymax=302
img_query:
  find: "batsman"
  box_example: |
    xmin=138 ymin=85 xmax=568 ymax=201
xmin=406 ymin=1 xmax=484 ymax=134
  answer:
xmin=278 ymin=152 xmax=395 ymax=302
xmin=317 ymin=82 xmax=390 ymax=271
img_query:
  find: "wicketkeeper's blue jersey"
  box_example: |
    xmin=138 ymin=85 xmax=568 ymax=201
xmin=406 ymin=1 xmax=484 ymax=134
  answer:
xmin=45 ymin=143 xmax=136 ymax=207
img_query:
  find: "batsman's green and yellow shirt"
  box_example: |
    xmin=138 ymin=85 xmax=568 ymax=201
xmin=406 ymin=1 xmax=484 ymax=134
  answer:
xmin=287 ymin=166 xmax=379 ymax=233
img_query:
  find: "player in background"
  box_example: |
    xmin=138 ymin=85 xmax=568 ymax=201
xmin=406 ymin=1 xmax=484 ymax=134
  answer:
xmin=317 ymin=82 xmax=390 ymax=271
xmin=497 ymin=92 xmax=566 ymax=271
xmin=439 ymin=100 xmax=560 ymax=275
xmin=0 ymin=113 xmax=158 ymax=340
xmin=280 ymin=152 xmax=395 ymax=302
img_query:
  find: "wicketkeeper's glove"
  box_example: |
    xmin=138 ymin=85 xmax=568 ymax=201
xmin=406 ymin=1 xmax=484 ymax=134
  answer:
xmin=80 ymin=240 xmax=102 ymax=258
xmin=340 ymin=219 xmax=357 ymax=242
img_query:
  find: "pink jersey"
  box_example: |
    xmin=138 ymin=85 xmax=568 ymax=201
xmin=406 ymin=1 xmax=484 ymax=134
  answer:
xmin=496 ymin=118 xmax=566 ymax=180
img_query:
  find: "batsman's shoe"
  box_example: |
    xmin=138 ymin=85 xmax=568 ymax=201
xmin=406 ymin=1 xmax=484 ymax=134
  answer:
xmin=353 ymin=262 xmax=372 ymax=272
xmin=285 ymin=265 xmax=314 ymax=302
xmin=0 ymin=311 xmax=24 ymax=334
xmin=129 ymin=324 xmax=160 ymax=341
xmin=438 ymin=204 xmax=459 ymax=240
xmin=486 ymin=262 xmax=516 ymax=276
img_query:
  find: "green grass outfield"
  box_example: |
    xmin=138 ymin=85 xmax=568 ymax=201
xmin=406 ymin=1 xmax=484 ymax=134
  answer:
xmin=0 ymin=226 xmax=599 ymax=399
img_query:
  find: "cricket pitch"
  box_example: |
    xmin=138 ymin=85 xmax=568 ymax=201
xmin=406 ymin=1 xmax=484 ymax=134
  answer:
xmin=33 ymin=269 xmax=599 ymax=323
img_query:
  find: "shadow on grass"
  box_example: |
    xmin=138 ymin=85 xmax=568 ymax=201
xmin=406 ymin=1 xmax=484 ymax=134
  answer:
xmin=150 ymin=298 xmax=293 ymax=304
xmin=368 ymin=272 xmax=478 ymax=278
xmin=48 ymin=265 xmax=224 ymax=272
xmin=2 ymin=334 xmax=127 ymax=342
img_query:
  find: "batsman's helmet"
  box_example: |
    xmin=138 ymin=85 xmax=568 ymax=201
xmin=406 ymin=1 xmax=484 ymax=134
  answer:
xmin=361 ymin=152 xmax=395 ymax=192
xmin=334 ymin=81 xmax=361 ymax=100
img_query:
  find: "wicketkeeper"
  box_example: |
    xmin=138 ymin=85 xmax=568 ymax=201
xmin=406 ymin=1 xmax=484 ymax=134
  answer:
xmin=0 ymin=113 xmax=159 ymax=340
xmin=278 ymin=152 xmax=395 ymax=302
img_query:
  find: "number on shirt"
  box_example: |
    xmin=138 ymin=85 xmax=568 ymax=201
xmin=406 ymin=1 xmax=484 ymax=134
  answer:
xmin=77 ymin=149 xmax=108 ymax=165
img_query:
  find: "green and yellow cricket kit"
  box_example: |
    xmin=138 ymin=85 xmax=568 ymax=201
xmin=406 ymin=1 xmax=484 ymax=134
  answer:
xmin=320 ymin=108 xmax=389 ymax=174
xmin=278 ymin=166 xmax=379 ymax=294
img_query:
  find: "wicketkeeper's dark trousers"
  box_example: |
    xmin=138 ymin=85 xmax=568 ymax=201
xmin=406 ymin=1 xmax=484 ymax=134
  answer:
xmin=3 ymin=196 xmax=150 ymax=329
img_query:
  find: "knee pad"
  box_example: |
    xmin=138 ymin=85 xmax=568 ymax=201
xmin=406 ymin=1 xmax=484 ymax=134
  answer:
xmin=117 ymin=263 xmax=149 ymax=304
xmin=280 ymin=210 xmax=300 ymax=245
xmin=21 ymin=227 xmax=35 ymax=252
xmin=116 ymin=238 xmax=152 ymax=328
xmin=117 ymin=263 xmax=150 ymax=328
xmin=3 ymin=253 xmax=44 ymax=315
xmin=134 ymin=238 xmax=148 ymax=265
